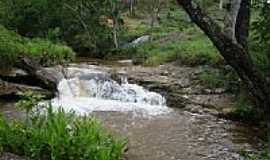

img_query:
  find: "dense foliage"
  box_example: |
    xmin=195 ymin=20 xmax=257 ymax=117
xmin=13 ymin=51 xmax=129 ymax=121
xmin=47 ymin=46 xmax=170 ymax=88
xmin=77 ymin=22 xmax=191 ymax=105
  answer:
xmin=0 ymin=0 xmax=119 ymax=55
xmin=0 ymin=106 xmax=126 ymax=160
xmin=252 ymin=1 xmax=270 ymax=76
xmin=0 ymin=25 xmax=75 ymax=69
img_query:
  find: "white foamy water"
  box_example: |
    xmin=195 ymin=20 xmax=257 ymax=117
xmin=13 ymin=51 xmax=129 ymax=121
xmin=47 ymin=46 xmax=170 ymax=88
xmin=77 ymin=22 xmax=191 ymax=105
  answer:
xmin=50 ymin=66 xmax=170 ymax=116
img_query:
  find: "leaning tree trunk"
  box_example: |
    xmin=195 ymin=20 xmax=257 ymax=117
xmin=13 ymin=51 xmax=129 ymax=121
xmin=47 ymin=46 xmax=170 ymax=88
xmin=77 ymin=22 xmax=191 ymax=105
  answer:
xmin=176 ymin=0 xmax=270 ymax=119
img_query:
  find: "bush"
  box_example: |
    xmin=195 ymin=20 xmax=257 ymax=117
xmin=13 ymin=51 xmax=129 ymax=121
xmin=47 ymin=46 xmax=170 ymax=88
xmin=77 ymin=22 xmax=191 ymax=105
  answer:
xmin=228 ymin=93 xmax=256 ymax=121
xmin=198 ymin=68 xmax=239 ymax=90
xmin=0 ymin=0 xmax=116 ymax=54
xmin=0 ymin=106 xmax=126 ymax=160
xmin=251 ymin=2 xmax=270 ymax=76
xmin=0 ymin=25 xmax=75 ymax=69
xmin=24 ymin=38 xmax=75 ymax=66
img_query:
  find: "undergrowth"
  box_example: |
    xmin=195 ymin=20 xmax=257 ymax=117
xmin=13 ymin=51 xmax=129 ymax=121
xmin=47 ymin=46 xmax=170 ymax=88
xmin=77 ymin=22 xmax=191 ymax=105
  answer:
xmin=0 ymin=25 xmax=75 ymax=69
xmin=0 ymin=92 xmax=126 ymax=160
xmin=198 ymin=68 xmax=239 ymax=90
xmin=117 ymin=8 xmax=222 ymax=66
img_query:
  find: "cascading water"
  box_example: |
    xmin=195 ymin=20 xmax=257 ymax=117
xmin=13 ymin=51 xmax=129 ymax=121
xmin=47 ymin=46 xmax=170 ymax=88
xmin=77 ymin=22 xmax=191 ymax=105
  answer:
xmin=50 ymin=65 xmax=169 ymax=116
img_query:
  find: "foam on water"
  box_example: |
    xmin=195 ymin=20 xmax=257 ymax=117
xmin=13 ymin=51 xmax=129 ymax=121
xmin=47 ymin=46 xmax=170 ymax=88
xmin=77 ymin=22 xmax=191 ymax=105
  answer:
xmin=50 ymin=66 xmax=170 ymax=116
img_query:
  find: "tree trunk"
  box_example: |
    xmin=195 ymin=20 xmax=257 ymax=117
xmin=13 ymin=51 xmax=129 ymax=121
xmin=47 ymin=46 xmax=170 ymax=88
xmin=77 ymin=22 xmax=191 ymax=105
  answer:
xmin=235 ymin=0 xmax=250 ymax=49
xmin=219 ymin=0 xmax=224 ymax=10
xmin=110 ymin=0 xmax=119 ymax=49
xmin=176 ymin=0 xmax=270 ymax=118
xmin=224 ymin=0 xmax=250 ymax=50
xmin=113 ymin=19 xmax=119 ymax=49
xmin=129 ymin=0 xmax=136 ymax=16
xmin=149 ymin=14 xmax=155 ymax=40
xmin=224 ymin=0 xmax=241 ymax=42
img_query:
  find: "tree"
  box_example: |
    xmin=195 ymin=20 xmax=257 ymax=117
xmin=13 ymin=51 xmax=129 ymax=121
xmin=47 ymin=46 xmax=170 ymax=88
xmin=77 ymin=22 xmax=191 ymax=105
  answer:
xmin=252 ymin=1 xmax=270 ymax=75
xmin=137 ymin=0 xmax=168 ymax=39
xmin=109 ymin=0 xmax=123 ymax=49
xmin=224 ymin=0 xmax=250 ymax=49
xmin=176 ymin=0 xmax=270 ymax=119
xmin=0 ymin=0 xmax=114 ymax=54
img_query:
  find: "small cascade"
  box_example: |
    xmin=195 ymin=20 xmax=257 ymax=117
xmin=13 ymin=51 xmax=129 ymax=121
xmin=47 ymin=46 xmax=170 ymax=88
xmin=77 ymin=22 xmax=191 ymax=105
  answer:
xmin=51 ymin=65 xmax=169 ymax=116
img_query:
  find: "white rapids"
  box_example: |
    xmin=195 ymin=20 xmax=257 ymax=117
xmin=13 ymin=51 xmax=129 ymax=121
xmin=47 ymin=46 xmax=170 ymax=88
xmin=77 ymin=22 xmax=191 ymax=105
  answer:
xmin=50 ymin=65 xmax=170 ymax=116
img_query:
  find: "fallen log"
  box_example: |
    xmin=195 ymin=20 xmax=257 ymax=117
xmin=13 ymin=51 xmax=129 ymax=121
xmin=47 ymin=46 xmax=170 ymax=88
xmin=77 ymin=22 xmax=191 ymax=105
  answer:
xmin=0 ymin=79 xmax=53 ymax=100
xmin=15 ymin=54 xmax=60 ymax=95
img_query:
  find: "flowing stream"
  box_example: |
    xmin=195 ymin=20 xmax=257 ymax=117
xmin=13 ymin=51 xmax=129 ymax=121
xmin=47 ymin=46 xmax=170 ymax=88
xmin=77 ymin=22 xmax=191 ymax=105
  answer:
xmin=0 ymin=63 xmax=262 ymax=160
xmin=51 ymin=66 xmax=169 ymax=116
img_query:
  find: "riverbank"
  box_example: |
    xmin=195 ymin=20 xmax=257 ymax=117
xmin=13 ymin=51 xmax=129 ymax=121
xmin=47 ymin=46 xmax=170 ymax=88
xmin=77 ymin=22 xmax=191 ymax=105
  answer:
xmin=0 ymin=61 xmax=264 ymax=160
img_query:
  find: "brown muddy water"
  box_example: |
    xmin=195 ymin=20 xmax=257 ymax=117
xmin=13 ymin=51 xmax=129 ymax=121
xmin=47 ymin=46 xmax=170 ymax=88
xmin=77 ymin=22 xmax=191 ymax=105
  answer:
xmin=0 ymin=101 xmax=262 ymax=160
xmin=0 ymin=62 xmax=264 ymax=160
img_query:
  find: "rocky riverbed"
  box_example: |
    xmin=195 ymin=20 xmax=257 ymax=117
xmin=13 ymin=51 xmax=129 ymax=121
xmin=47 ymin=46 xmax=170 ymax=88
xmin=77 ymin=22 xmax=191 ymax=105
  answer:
xmin=0 ymin=61 xmax=264 ymax=160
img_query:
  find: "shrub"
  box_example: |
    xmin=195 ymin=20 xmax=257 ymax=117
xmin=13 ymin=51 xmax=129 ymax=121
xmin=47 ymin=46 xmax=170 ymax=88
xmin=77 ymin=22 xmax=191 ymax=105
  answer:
xmin=197 ymin=67 xmax=240 ymax=92
xmin=0 ymin=106 xmax=126 ymax=160
xmin=24 ymin=38 xmax=75 ymax=66
xmin=0 ymin=0 xmax=116 ymax=54
xmin=251 ymin=2 xmax=270 ymax=76
xmin=227 ymin=93 xmax=257 ymax=121
xmin=0 ymin=25 xmax=75 ymax=69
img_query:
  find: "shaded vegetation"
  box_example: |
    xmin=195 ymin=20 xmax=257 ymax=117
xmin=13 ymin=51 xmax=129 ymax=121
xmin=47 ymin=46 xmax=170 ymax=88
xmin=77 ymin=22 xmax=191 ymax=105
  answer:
xmin=198 ymin=68 xmax=239 ymax=90
xmin=251 ymin=2 xmax=270 ymax=76
xmin=0 ymin=25 xmax=75 ymax=69
xmin=0 ymin=0 xmax=122 ymax=55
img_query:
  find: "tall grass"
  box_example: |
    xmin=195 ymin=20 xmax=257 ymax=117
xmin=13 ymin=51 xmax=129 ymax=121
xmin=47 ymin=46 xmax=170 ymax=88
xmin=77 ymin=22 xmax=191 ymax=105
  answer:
xmin=0 ymin=92 xmax=126 ymax=160
xmin=0 ymin=25 xmax=75 ymax=69
xmin=0 ymin=106 xmax=126 ymax=160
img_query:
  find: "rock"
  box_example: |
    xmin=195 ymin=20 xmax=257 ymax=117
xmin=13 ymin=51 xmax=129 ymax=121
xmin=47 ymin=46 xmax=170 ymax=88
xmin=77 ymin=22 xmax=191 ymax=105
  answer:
xmin=118 ymin=60 xmax=133 ymax=66
xmin=8 ymin=69 xmax=28 ymax=77
xmin=130 ymin=35 xmax=150 ymax=46
xmin=0 ymin=79 xmax=53 ymax=99
xmin=121 ymin=63 xmax=235 ymax=115
xmin=0 ymin=153 xmax=24 ymax=160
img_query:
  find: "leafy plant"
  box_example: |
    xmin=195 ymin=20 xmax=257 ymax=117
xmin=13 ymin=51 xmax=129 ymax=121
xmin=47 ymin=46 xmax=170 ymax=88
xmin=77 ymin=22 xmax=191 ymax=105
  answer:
xmin=251 ymin=1 xmax=270 ymax=76
xmin=16 ymin=91 xmax=44 ymax=125
xmin=0 ymin=105 xmax=126 ymax=160
xmin=0 ymin=25 xmax=75 ymax=69
xmin=229 ymin=93 xmax=256 ymax=121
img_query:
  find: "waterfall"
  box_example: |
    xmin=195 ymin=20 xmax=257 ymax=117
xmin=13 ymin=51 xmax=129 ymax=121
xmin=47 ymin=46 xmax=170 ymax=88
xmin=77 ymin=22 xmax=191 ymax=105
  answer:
xmin=50 ymin=65 xmax=169 ymax=116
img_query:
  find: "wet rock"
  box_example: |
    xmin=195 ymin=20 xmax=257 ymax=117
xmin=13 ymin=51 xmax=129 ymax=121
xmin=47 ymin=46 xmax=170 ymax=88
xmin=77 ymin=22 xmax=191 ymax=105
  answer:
xmin=0 ymin=153 xmax=24 ymax=160
xmin=130 ymin=35 xmax=150 ymax=45
xmin=118 ymin=59 xmax=133 ymax=66
xmin=118 ymin=64 xmax=236 ymax=115
xmin=0 ymin=79 xmax=53 ymax=99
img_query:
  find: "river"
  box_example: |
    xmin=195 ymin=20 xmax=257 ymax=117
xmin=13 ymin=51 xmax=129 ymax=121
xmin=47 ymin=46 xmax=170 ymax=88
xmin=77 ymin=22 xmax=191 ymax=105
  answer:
xmin=0 ymin=61 xmax=263 ymax=160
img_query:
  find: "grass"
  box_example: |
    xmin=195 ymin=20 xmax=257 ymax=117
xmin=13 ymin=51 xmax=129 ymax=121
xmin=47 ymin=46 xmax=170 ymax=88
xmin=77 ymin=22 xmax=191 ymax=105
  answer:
xmin=230 ymin=93 xmax=255 ymax=120
xmin=139 ymin=27 xmax=222 ymax=66
xmin=0 ymin=92 xmax=126 ymax=160
xmin=0 ymin=106 xmax=126 ymax=160
xmin=119 ymin=8 xmax=222 ymax=66
xmin=198 ymin=68 xmax=239 ymax=90
xmin=0 ymin=25 xmax=75 ymax=69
